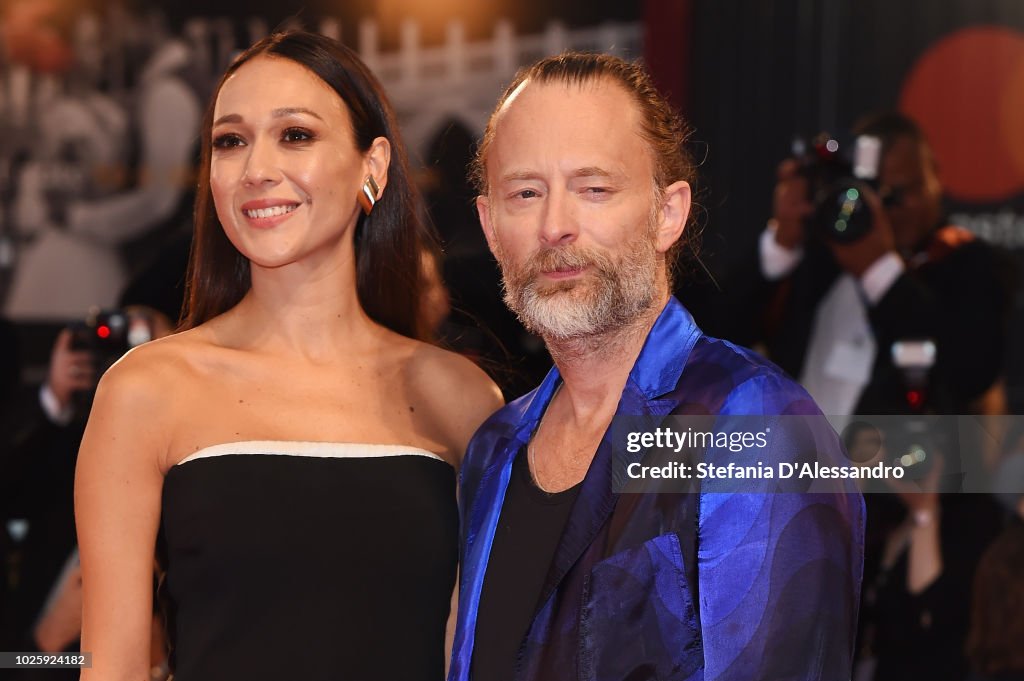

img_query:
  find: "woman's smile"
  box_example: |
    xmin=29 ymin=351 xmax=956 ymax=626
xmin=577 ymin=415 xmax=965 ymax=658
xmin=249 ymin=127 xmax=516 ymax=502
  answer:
xmin=239 ymin=198 xmax=303 ymax=228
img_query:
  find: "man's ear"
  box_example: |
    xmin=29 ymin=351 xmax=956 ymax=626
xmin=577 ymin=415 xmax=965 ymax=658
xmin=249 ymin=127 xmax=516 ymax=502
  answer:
xmin=654 ymin=180 xmax=691 ymax=254
xmin=476 ymin=194 xmax=498 ymax=255
xmin=364 ymin=137 xmax=391 ymax=196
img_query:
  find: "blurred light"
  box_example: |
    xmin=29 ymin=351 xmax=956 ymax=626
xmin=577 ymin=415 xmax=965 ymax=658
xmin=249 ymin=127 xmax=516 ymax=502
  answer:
xmin=834 ymin=219 xmax=847 ymax=232
xmin=96 ymin=324 xmax=111 ymax=339
xmin=6 ymin=519 xmax=28 ymax=542
xmin=826 ymin=139 xmax=839 ymax=153
xmin=127 ymin=319 xmax=152 ymax=348
xmin=906 ymin=390 xmax=923 ymax=408
xmin=846 ymin=188 xmax=860 ymax=201
xmin=900 ymin=454 xmax=914 ymax=466
xmin=853 ymin=135 xmax=882 ymax=180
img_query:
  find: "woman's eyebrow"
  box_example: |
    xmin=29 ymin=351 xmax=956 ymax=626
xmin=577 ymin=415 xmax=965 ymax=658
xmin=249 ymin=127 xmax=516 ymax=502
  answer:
xmin=212 ymin=108 xmax=324 ymax=127
xmin=272 ymin=107 xmax=324 ymax=121
xmin=213 ymin=113 xmax=242 ymax=127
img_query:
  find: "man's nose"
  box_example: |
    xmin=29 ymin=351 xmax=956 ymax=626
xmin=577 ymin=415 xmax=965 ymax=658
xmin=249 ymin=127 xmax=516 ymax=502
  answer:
xmin=538 ymin=190 xmax=579 ymax=246
xmin=242 ymin=139 xmax=281 ymax=187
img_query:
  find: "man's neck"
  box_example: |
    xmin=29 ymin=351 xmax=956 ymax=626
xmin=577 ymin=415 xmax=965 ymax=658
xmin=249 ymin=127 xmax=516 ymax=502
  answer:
xmin=544 ymin=293 xmax=669 ymax=429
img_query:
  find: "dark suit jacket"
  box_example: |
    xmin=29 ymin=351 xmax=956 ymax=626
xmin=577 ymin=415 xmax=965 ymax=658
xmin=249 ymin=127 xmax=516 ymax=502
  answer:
xmin=752 ymin=229 xmax=1008 ymax=414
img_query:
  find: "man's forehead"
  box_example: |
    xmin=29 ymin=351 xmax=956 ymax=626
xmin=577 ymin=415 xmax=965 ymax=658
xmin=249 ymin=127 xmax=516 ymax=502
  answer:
xmin=486 ymin=77 xmax=649 ymax=182
xmin=484 ymin=83 xmax=650 ymax=189
xmin=491 ymin=76 xmax=641 ymax=133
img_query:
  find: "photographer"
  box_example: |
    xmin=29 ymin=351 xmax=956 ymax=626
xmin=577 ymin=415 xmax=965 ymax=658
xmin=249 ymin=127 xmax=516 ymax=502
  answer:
xmin=0 ymin=326 xmax=91 ymax=673
xmin=754 ymin=112 xmax=1010 ymax=681
xmin=756 ymin=112 xmax=1008 ymax=417
xmin=0 ymin=308 xmax=171 ymax=676
xmin=966 ymin=452 xmax=1024 ymax=681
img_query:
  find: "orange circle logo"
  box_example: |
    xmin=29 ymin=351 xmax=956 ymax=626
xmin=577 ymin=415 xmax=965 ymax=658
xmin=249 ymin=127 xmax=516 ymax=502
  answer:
xmin=900 ymin=26 xmax=1024 ymax=203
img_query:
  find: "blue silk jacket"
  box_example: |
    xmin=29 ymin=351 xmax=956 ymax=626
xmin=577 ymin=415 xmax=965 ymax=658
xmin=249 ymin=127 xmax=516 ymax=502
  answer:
xmin=450 ymin=297 xmax=865 ymax=681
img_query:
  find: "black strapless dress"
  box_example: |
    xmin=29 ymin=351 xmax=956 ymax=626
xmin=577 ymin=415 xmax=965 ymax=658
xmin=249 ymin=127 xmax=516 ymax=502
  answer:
xmin=157 ymin=441 xmax=458 ymax=681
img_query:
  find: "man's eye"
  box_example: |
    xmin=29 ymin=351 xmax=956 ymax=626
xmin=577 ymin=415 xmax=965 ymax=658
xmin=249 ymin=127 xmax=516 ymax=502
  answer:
xmin=212 ymin=133 xmax=244 ymax=149
xmin=283 ymin=128 xmax=314 ymax=143
xmin=514 ymin=189 xmax=539 ymax=199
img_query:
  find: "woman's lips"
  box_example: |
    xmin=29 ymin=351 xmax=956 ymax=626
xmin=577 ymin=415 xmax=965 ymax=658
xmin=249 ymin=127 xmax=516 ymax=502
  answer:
xmin=239 ymin=200 xmax=302 ymax=228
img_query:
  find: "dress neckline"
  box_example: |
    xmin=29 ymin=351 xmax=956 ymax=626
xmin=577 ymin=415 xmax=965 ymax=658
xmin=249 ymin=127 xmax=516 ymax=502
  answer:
xmin=173 ymin=440 xmax=448 ymax=468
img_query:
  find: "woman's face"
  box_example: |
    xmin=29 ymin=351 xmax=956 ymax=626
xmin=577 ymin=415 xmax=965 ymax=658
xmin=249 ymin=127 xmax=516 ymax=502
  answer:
xmin=209 ymin=55 xmax=387 ymax=272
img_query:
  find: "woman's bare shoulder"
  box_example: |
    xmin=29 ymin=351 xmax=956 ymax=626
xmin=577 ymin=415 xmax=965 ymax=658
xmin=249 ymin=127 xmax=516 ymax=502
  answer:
xmin=397 ymin=336 xmax=504 ymax=461
xmin=85 ymin=327 xmax=228 ymax=470
xmin=91 ymin=328 xmax=220 ymax=423
xmin=413 ymin=342 xmax=500 ymax=397
xmin=102 ymin=327 xmax=209 ymax=384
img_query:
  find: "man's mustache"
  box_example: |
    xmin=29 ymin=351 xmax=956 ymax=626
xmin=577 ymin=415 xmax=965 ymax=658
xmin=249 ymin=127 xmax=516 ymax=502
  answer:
xmin=522 ymin=246 xmax=609 ymax=277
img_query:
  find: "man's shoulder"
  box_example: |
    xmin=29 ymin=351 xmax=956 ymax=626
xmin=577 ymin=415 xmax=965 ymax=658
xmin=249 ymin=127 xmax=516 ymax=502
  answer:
xmin=923 ymin=224 xmax=996 ymax=267
xmin=457 ymin=388 xmax=539 ymax=512
xmin=919 ymin=225 xmax=1010 ymax=297
xmin=462 ymin=388 xmax=537 ymax=467
xmin=676 ymin=333 xmax=819 ymax=415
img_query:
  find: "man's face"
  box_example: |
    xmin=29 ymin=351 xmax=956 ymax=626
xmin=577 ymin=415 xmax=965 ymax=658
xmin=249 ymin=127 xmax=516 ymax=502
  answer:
xmin=879 ymin=136 xmax=943 ymax=253
xmin=477 ymin=78 xmax=685 ymax=341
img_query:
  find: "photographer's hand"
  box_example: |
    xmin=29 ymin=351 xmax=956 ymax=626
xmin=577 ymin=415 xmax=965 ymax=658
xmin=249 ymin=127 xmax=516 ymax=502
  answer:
xmin=827 ymin=183 xmax=899 ymax=278
xmin=47 ymin=328 xmax=95 ymax=413
xmin=771 ymin=159 xmax=813 ymax=249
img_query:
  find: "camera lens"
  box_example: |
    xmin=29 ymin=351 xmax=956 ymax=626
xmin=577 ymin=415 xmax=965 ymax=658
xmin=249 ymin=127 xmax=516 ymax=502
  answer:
xmin=815 ymin=183 xmax=873 ymax=243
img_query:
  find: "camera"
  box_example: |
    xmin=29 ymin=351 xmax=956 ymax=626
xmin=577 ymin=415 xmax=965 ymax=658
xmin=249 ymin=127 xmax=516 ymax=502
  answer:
xmin=68 ymin=308 xmax=154 ymax=408
xmin=793 ymin=133 xmax=886 ymax=244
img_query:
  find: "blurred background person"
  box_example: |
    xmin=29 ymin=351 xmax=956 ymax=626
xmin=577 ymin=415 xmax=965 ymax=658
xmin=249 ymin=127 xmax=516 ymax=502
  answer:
xmin=745 ymin=112 xmax=1013 ymax=681
xmin=0 ymin=306 xmax=173 ymax=680
xmin=423 ymin=121 xmax=551 ymax=398
xmin=5 ymin=12 xmax=130 ymax=319
xmin=964 ymin=448 xmax=1024 ymax=681
xmin=750 ymin=112 xmax=1011 ymax=419
xmin=4 ymin=9 xmax=201 ymax=320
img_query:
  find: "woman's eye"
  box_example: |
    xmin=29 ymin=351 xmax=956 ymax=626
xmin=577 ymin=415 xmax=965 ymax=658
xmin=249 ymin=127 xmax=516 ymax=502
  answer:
xmin=212 ymin=133 xmax=244 ymax=149
xmin=283 ymin=128 xmax=314 ymax=143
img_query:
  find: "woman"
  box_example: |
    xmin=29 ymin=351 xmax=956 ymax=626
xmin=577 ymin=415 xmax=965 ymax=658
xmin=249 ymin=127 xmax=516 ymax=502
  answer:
xmin=75 ymin=31 xmax=502 ymax=680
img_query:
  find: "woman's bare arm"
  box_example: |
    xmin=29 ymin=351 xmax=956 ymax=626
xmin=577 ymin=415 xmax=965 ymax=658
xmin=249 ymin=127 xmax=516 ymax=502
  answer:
xmin=75 ymin=351 xmax=170 ymax=680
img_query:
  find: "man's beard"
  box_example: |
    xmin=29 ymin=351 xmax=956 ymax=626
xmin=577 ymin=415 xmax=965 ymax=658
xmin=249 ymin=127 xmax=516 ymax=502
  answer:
xmin=495 ymin=227 xmax=660 ymax=342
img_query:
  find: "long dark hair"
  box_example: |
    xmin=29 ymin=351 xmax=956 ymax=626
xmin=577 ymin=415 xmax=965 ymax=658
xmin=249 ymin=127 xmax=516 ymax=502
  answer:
xmin=181 ymin=31 xmax=434 ymax=340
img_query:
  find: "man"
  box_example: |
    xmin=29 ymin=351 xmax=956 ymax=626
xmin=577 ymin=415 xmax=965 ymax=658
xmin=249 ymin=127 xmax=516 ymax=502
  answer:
xmin=450 ymin=53 xmax=864 ymax=681
xmin=758 ymin=113 xmax=1008 ymax=416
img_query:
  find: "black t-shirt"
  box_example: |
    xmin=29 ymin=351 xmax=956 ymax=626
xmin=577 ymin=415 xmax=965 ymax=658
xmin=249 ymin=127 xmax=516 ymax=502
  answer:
xmin=471 ymin=447 xmax=583 ymax=681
